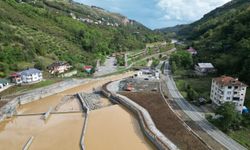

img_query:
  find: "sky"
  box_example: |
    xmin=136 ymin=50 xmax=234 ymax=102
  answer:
xmin=74 ymin=0 xmax=231 ymax=29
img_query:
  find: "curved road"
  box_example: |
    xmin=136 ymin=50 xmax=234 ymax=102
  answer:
xmin=163 ymin=60 xmax=247 ymax=150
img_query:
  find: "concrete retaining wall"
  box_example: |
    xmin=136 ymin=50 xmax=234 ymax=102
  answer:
xmin=0 ymin=79 xmax=89 ymax=123
xmin=77 ymin=93 xmax=90 ymax=150
xmin=102 ymin=82 xmax=178 ymax=150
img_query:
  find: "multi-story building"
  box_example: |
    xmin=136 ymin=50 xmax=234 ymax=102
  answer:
xmin=10 ymin=68 xmax=43 ymax=84
xmin=210 ymin=76 xmax=247 ymax=113
xmin=20 ymin=68 xmax=43 ymax=83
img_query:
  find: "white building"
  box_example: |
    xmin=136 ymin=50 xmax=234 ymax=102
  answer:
xmin=210 ymin=76 xmax=247 ymax=113
xmin=195 ymin=63 xmax=216 ymax=75
xmin=0 ymin=79 xmax=9 ymax=89
xmin=20 ymin=68 xmax=43 ymax=83
xmin=47 ymin=61 xmax=72 ymax=75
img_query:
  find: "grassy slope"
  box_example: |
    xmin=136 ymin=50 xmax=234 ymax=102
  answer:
xmin=0 ymin=0 xmax=163 ymax=77
xmin=160 ymin=0 xmax=250 ymax=84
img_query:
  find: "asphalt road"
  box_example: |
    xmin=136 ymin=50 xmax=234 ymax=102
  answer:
xmin=94 ymin=57 xmax=117 ymax=77
xmin=163 ymin=60 xmax=247 ymax=150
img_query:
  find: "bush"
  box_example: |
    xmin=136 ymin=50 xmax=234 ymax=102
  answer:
xmin=213 ymin=102 xmax=242 ymax=132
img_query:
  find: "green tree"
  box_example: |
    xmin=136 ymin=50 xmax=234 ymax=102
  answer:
xmin=34 ymin=59 xmax=46 ymax=70
xmin=170 ymin=50 xmax=193 ymax=69
xmin=186 ymin=85 xmax=199 ymax=101
xmin=214 ymin=102 xmax=242 ymax=132
xmin=171 ymin=61 xmax=177 ymax=73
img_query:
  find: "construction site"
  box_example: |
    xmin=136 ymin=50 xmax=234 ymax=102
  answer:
xmin=118 ymin=77 xmax=210 ymax=150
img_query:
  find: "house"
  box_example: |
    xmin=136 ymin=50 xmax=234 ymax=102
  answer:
xmin=0 ymin=79 xmax=9 ymax=89
xmin=10 ymin=73 xmax=22 ymax=84
xmin=20 ymin=68 xmax=43 ymax=83
xmin=195 ymin=63 xmax=216 ymax=75
xmin=141 ymin=68 xmax=153 ymax=75
xmin=83 ymin=66 xmax=93 ymax=73
xmin=210 ymin=76 xmax=247 ymax=113
xmin=47 ymin=62 xmax=72 ymax=75
xmin=187 ymin=47 xmax=197 ymax=55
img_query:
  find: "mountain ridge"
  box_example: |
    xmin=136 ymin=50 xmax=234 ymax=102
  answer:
xmin=157 ymin=0 xmax=250 ymax=84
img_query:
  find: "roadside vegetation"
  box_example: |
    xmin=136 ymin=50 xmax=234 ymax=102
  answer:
xmin=207 ymin=102 xmax=250 ymax=149
xmin=169 ymin=49 xmax=212 ymax=104
xmin=169 ymin=47 xmax=250 ymax=149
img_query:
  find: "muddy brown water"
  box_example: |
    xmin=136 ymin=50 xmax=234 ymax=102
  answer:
xmin=85 ymin=105 xmax=156 ymax=150
xmin=0 ymin=72 xmax=155 ymax=150
xmin=0 ymin=113 xmax=84 ymax=150
xmin=18 ymin=72 xmax=134 ymax=114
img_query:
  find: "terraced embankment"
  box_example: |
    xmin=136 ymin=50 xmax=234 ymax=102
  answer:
xmin=120 ymin=91 xmax=209 ymax=150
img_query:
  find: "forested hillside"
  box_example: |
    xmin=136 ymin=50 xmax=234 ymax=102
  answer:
xmin=159 ymin=0 xmax=250 ymax=84
xmin=0 ymin=0 xmax=163 ymax=77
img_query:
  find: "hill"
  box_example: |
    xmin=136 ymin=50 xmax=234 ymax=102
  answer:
xmin=0 ymin=0 xmax=163 ymax=77
xmin=158 ymin=0 xmax=250 ymax=84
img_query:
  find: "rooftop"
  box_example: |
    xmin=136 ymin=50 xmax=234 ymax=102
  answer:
xmin=47 ymin=61 xmax=70 ymax=69
xmin=213 ymin=76 xmax=247 ymax=87
xmin=197 ymin=63 xmax=214 ymax=69
xmin=187 ymin=47 xmax=197 ymax=52
xmin=0 ymin=79 xmax=9 ymax=84
xmin=20 ymin=68 xmax=42 ymax=76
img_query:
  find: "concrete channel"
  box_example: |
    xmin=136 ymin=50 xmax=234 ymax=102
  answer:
xmin=0 ymin=72 xmax=155 ymax=150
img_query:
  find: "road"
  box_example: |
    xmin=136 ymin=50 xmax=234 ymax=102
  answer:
xmin=94 ymin=57 xmax=117 ymax=77
xmin=163 ymin=60 xmax=247 ymax=150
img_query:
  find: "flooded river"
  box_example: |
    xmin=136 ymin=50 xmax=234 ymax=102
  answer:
xmin=85 ymin=105 xmax=155 ymax=150
xmin=0 ymin=113 xmax=84 ymax=150
xmin=18 ymin=72 xmax=134 ymax=114
xmin=0 ymin=72 xmax=155 ymax=150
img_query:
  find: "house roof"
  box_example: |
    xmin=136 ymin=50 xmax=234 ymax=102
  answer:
xmin=83 ymin=66 xmax=93 ymax=70
xmin=10 ymin=72 xmax=21 ymax=77
xmin=20 ymin=68 xmax=42 ymax=76
xmin=0 ymin=79 xmax=8 ymax=84
xmin=47 ymin=61 xmax=69 ymax=69
xmin=197 ymin=63 xmax=214 ymax=69
xmin=213 ymin=76 xmax=247 ymax=87
xmin=187 ymin=47 xmax=197 ymax=52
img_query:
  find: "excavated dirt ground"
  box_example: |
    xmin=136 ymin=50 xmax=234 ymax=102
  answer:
xmin=120 ymin=91 xmax=209 ymax=150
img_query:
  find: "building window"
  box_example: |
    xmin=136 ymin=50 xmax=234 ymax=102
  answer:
xmin=226 ymin=97 xmax=230 ymax=100
xmin=242 ymin=87 xmax=245 ymax=90
xmin=228 ymin=86 xmax=232 ymax=89
xmin=227 ymin=91 xmax=231 ymax=95
xmin=235 ymin=86 xmax=238 ymax=89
